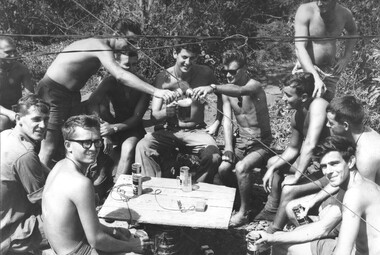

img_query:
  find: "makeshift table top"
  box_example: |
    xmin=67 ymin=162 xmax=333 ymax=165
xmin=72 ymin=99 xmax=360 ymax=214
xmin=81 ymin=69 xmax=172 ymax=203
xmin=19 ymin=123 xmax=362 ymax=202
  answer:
xmin=98 ymin=175 xmax=236 ymax=229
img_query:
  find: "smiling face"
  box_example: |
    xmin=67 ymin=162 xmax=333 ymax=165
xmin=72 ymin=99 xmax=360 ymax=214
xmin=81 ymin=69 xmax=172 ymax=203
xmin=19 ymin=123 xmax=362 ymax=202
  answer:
xmin=17 ymin=106 xmax=49 ymax=142
xmin=173 ymin=49 xmax=198 ymax=73
xmin=320 ymin=151 xmax=353 ymax=187
xmin=282 ymin=85 xmax=303 ymax=110
xmin=65 ymin=127 xmax=101 ymax=165
xmin=223 ymin=60 xmax=244 ymax=84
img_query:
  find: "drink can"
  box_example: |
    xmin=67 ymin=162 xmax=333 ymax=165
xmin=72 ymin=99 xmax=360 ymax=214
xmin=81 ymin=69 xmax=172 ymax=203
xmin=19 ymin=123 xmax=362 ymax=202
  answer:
xmin=179 ymin=166 xmax=189 ymax=186
xmin=292 ymin=204 xmax=311 ymax=225
xmin=132 ymin=163 xmax=141 ymax=174
xmin=132 ymin=163 xmax=142 ymax=196
xmin=246 ymin=232 xmax=260 ymax=255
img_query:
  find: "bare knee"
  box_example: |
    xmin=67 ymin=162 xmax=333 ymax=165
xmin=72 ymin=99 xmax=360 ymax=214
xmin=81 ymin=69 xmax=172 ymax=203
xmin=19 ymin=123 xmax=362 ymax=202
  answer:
xmin=235 ymin=161 xmax=249 ymax=176
xmin=282 ymin=184 xmax=296 ymax=201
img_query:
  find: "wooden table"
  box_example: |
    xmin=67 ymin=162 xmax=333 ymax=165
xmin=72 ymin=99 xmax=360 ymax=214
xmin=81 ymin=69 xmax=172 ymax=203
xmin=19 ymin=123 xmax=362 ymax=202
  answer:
xmin=98 ymin=175 xmax=236 ymax=229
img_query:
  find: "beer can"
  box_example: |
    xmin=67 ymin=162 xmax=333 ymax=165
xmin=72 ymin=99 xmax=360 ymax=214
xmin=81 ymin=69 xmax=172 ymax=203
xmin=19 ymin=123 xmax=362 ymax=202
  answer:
xmin=246 ymin=232 xmax=260 ymax=255
xmin=292 ymin=204 xmax=311 ymax=225
xmin=132 ymin=163 xmax=142 ymax=196
xmin=179 ymin=166 xmax=189 ymax=186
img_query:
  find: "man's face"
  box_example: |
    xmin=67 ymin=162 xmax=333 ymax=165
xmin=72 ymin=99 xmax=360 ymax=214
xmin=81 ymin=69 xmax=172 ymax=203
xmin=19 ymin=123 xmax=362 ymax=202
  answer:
xmin=66 ymin=127 xmax=101 ymax=165
xmin=326 ymin=112 xmax=348 ymax=136
xmin=0 ymin=40 xmax=17 ymax=67
xmin=282 ymin=85 xmax=303 ymax=110
xmin=114 ymin=31 xmax=137 ymax=53
xmin=320 ymin=151 xmax=351 ymax=187
xmin=18 ymin=106 xmax=49 ymax=142
xmin=317 ymin=0 xmax=337 ymax=14
xmin=174 ymin=49 xmax=198 ymax=73
xmin=223 ymin=61 xmax=244 ymax=84
xmin=118 ymin=55 xmax=138 ymax=73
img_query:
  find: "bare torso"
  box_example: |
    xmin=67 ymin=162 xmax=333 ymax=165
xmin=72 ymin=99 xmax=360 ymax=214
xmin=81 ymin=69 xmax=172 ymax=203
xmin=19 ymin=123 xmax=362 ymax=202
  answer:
xmin=42 ymin=159 xmax=91 ymax=254
xmin=46 ymin=38 xmax=107 ymax=91
xmin=298 ymin=3 xmax=352 ymax=67
xmin=159 ymin=65 xmax=216 ymax=127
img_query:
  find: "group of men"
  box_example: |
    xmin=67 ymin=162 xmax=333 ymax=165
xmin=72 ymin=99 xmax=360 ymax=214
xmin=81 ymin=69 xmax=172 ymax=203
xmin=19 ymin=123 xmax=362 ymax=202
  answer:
xmin=1 ymin=0 xmax=380 ymax=255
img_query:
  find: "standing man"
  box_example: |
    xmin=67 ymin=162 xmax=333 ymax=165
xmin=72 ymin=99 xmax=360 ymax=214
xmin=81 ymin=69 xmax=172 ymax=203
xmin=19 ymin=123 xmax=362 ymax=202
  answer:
xmin=294 ymin=0 xmax=357 ymax=100
xmin=42 ymin=115 xmax=151 ymax=255
xmin=88 ymin=50 xmax=149 ymax=181
xmin=192 ymin=50 xmax=273 ymax=227
xmin=36 ymin=18 xmax=176 ymax=168
xmin=1 ymin=94 xmax=50 ymax=254
xmin=0 ymin=36 xmax=33 ymax=131
xmin=135 ymin=43 xmax=221 ymax=183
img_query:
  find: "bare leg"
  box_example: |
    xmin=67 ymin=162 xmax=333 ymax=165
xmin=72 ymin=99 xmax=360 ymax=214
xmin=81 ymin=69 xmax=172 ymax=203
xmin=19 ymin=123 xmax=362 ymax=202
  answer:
xmin=115 ymin=136 xmax=139 ymax=181
xmin=0 ymin=115 xmax=13 ymax=132
xmin=272 ymin=242 xmax=313 ymax=255
xmin=39 ymin=129 xmax=62 ymax=169
xmin=217 ymin=161 xmax=236 ymax=186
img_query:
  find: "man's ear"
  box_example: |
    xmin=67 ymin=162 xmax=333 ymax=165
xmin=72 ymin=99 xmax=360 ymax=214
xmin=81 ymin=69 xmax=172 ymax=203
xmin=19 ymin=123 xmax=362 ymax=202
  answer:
xmin=64 ymin=140 xmax=72 ymax=153
xmin=343 ymin=121 xmax=350 ymax=131
xmin=173 ymin=49 xmax=178 ymax=60
xmin=348 ymin=155 xmax=356 ymax=169
xmin=301 ymin=93 xmax=309 ymax=103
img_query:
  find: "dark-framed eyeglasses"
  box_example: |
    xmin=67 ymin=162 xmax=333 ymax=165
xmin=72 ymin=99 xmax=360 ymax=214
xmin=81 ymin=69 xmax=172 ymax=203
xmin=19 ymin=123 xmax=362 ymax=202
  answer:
xmin=67 ymin=139 xmax=103 ymax=149
xmin=221 ymin=68 xmax=240 ymax=76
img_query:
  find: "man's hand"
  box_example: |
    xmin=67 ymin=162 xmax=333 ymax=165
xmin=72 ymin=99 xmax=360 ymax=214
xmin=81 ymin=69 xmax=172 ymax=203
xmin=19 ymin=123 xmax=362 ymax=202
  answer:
xmin=191 ymin=85 xmax=213 ymax=101
xmin=251 ymin=231 xmax=273 ymax=245
xmin=100 ymin=122 xmax=115 ymax=136
xmin=127 ymin=235 xmax=153 ymax=254
xmin=222 ymin=150 xmax=236 ymax=164
xmin=333 ymin=57 xmax=350 ymax=75
xmin=112 ymin=227 xmax=131 ymax=241
xmin=262 ymin=167 xmax=275 ymax=193
xmin=153 ymin=89 xmax=177 ymax=104
xmin=299 ymin=197 xmax=315 ymax=216
xmin=102 ymin=136 xmax=113 ymax=155
xmin=205 ymin=120 xmax=220 ymax=136
xmin=281 ymin=174 xmax=299 ymax=187
xmin=166 ymin=101 xmax=177 ymax=118
xmin=312 ymin=76 xmax=326 ymax=98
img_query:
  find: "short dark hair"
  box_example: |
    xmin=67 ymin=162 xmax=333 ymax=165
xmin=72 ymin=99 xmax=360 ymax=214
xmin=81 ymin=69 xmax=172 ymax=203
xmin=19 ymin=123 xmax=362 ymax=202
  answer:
xmin=313 ymin=136 xmax=356 ymax=163
xmin=222 ymin=50 xmax=246 ymax=68
xmin=16 ymin=94 xmax=50 ymax=117
xmin=174 ymin=39 xmax=201 ymax=55
xmin=112 ymin=18 xmax=142 ymax=35
xmin=283 ymin=73 xmax=315 ymax=97
xmin=326 ymin=96 xmax=364 ymax=126
xmin=62 ymin=115 xmax=100 ymax=141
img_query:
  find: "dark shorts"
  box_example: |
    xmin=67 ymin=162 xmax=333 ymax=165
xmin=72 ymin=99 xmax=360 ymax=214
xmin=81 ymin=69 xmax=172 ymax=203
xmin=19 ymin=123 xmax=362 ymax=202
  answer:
xmin=234 ymin=135 xmax=272 ymax=162
xmin=111 ymin=124 xmax=146 ymax=147
xmin=36 ymin=75 xmax=82 ymax=131
xmin=311 ymin=238 xmax=337 ymax=255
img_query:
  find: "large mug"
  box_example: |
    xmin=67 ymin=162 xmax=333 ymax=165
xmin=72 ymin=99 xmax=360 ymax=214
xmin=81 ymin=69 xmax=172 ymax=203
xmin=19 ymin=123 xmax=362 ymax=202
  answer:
xmin=177 ymin=98 xmax=192 ymax=121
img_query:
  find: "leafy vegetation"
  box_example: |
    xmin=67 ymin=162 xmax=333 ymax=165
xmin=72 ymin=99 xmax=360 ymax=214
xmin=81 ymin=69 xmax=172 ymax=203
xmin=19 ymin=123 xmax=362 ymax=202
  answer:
xmin=1 ymin=0 xmax=379 ymax=149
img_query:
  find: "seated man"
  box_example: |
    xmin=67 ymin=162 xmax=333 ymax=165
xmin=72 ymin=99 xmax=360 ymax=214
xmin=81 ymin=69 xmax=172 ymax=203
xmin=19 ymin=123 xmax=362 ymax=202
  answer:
xmin=1 ymin=94 xmax=50 ymax=254
xmin=42 ymin=115 xmax=151 ymax=255
xmin=192 ymin=50 xmax=273 ymax=226
xmin=36 ymin=18 xmax=176 ymax=168
xmin=0 ymin=36 xmax=33 ymax=131
xmin=88 ymin=50 xmax=149 ymax=182
xmin=252 ymin=136 xmax=362 ymax=255
xmin=298 ymin=95 xmax=380 ymax=216
xmin=135 ymin=43 xmax=221 ymax=183
xmin=257 ymin=73 xmax=330 ymax=233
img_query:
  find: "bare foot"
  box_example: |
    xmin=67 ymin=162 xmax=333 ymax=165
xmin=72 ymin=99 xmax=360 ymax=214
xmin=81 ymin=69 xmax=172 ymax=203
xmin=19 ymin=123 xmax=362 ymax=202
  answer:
xmin=229 ymin=212 xmax=249 ymax=228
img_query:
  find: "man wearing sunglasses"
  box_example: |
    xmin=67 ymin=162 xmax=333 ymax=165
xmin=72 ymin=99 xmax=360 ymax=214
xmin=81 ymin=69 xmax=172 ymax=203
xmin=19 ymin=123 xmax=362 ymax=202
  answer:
xmin=1 ymin=94 xmax=50 ymax=254
xmin=43 ymin=115 xmax=151 ymax=255
xmin=36 ymin=18 xmax=177 ymax=169
xmin=293 ymin=0 xmax=357 ymax=100
xmin=0 ymin=36 xmax=34 ymax=132
xmin=193 ymin=50 xmax=273 ymax=227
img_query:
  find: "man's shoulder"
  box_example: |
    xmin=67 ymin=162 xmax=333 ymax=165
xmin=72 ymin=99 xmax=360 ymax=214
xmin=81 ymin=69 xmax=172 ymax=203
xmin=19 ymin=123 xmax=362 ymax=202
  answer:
xmin=296 ymin=2 xmax=316 ymax=16
xmin=65 ymin=38 xmax=108 ymax=51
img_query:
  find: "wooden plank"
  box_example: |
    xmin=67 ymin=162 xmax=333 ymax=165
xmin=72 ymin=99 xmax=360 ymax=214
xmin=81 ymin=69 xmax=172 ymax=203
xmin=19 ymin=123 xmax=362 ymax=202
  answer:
xmin=98 ymin=175 xmax=236 ymax=229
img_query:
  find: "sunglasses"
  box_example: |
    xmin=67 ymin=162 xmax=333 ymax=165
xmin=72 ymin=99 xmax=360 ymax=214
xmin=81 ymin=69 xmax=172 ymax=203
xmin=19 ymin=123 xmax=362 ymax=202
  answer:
xmin=68 ymin=139 xmax=103 ymax=149
xmin=221 ymin=68 xmax=240 ymax=76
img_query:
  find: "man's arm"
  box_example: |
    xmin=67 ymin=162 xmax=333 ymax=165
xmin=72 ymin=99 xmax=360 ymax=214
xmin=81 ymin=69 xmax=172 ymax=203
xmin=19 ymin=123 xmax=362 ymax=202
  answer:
xmin=333 ymin=8 xmax=358 ymax=74
xmin=88 ymin=77 xmax=114 ymax=121
xmin=283 ymin=98 xmax=329 ymax=185
xmin=151 ymin=73 xmax=172 ymax=122
xmin=19 ymin=63 xmax=34 ymax=94
xmin=74 ymin=178 xmax=145 ymax=253
xmin=206 ymin=93 xmax=223 ymax=135
xmin=334 ymin=188 xmax=363 ymax=255
xmin=256 ymin=203 xmax=341 ymax=245
xmin=294 ymin=5 xmax=325 ymax=98
xmin=0 ymin=105 xmax=17 ymax=122
xmin=221 ymin=95 xmax=235 ymax=163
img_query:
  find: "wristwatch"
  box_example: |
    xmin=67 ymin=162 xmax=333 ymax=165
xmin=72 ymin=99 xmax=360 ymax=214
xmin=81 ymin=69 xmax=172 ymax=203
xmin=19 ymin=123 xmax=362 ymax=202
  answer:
xmin=210 ymin=84 xmax=217 ymax=93
xmin=113 ymin=126 xmax=118 ymax=133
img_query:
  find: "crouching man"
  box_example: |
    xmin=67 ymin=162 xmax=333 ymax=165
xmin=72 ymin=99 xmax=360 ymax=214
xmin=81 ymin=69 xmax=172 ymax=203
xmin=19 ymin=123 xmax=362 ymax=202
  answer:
xmin=42 ymin=115 xmax=151 ymax=255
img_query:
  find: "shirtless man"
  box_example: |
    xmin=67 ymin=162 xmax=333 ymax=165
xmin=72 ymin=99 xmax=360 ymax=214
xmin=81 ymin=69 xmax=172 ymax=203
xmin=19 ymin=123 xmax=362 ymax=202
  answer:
xmin=135 ymin=43 xmax=221 ymax=183
xmin=36 ymin=18 xmax=176 ymax=168
xmin=42 ymin=115 xmax=150 ymax=255
xmin=0 ymin=36 xmax=33 ymax=131
xmin=192 ymin=50 xmax=272 ymax=226
xmin=256 ymin=73 xmax=330 ymax=234
xmin=88 ymin=50 xmax=149 ymax=181
xmin=294 ymin=0 xmax=357 ymax=100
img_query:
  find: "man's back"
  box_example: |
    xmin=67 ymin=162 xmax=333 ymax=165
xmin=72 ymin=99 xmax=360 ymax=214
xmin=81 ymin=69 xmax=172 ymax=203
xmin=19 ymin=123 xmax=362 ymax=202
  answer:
xmin=42 ymin=159 xmax=93 ymax=254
